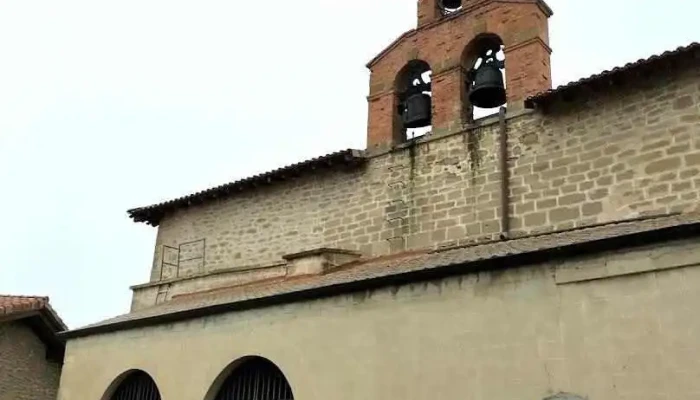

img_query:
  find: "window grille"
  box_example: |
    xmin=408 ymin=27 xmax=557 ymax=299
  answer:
xmin=110 ymin=371 xmax=161 ymax=400
xmin=214 ymin=357 xmax=294 ymax=400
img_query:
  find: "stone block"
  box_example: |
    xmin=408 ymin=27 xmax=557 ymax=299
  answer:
xmin=549 ymin=207 xmax=581 ymax=224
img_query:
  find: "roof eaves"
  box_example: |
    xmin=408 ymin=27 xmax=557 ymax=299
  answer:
xmin=0 ymin=295 xmax=67 ymax=332
xmin=0 ymin=295 xmax=47 ymax=316
xmin=0 ymin=295 xmax=68 ymax=361
xmin=60 ymin=213 xmax=700 ymax=340
xmin=41 ymin=303 xmax=68 ymax=332
xmin=525 ymin=42 xmax=700 ymax=108
xmin=128 ymin=149 xmax=366 ymax=226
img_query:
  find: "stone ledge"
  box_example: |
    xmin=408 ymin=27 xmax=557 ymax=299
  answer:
xmin=283 ymin=248 xmax=362 ymax=277
xmin=555 ymin=239 xmax=700 ymax=285
xmin=282 ymin=248 xmax=362 ymax=261
xmin=130 ymin=261 xmax=286 ymax=290
xmin=364 ymin=106 xmax=535 ymax=159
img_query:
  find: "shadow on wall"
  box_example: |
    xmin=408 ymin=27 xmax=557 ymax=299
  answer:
xmin=543 ymin=393 xmax=587 ymax=400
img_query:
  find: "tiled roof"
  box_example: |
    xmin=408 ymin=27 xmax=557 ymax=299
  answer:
xmin=0 ymin=295 xmax=47 ymax=315
xmin=61 ymin=212 xmax=700 ymax=339
xmin=0 ymin=295 xmax=67 ymax=330
xmin=128 ymin=149 xmax=365 ymax=227
xmin=525 ymin=42 xmax=700 ymax=107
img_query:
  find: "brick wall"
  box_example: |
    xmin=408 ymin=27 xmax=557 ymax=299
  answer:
xmin=367 ymin=1 xmax=552 ymax=148
xmin=143 ymin=60 xmax=699 ymax=300
xmin=0 ymin=321 xmax=62 ymax=400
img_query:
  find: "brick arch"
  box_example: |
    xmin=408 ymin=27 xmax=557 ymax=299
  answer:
xmin=366 ymin=0 xmax=552 ymax=148
xmin=394 ymin=59 xmax=432 ymax=93
xmin=100 ymin=369 xmax=162 ymax=400
xmin=203 ymin=355 xmax=294 ymax=400
xmin=390 ymin=59 xmax=434 ymax=141
xmin=461 ymin=33 xmax=506 ymax=121
xmin=461 ymin=33 xmax=504 ymax=70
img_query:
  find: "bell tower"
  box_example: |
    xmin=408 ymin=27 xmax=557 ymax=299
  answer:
xmin=366 ymin=0 xmax=553 ymax=150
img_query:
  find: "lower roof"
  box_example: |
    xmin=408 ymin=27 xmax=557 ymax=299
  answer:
xmin=0 ymin=295 xmax=68 ymax=361
xmin=61 ymin=212 xmax=700 ymax=339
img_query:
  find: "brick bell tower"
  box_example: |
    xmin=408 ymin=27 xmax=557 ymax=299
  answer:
xmin=365 ymin=0 xmax=553 ymax=150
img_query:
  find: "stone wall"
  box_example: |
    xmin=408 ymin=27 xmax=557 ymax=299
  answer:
xmin=59 ymin=237 xmax=700 ymax=400
xmin=143 ymin=61 xmax=700 ymax=301
xmin=508 ymin=66 xmax=700 ymax=233
xmin=0 ymin=321 xmax=62 ymax=400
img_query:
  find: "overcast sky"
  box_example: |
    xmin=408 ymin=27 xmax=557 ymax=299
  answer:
xmin=0 ymin=0 xmax=698 ymax=329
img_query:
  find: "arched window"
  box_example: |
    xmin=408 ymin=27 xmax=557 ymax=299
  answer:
xmin=104 ymin=370 xmax=161 ymax=400
xmin=462 ymin=34 xmax=506 ymax=121
xmin=212 ymin=356 xmax=294 ymax=400
xmin=394 ymin=59 xmax=433 ymax=141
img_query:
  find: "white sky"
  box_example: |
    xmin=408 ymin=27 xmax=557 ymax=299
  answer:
xmin=0 ymin=0 xmax=698 ymax=328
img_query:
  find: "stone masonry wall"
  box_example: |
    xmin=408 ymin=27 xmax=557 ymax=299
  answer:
xmin=0 ymin=321 xmax=62 ymax=400
xmin=143 ymin=61 xmax=700 ymax=303
xmin=60 ymin=237 xmax=700 ymax=400
xmin=507 ymin=65 xmax=700 ymax=233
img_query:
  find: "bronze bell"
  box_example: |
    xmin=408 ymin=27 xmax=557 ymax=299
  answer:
xmin=468 ymin=58 xmax=507 ymax=109
xmin=441 ymin=0 xmax=462 ymax=9
xmin=401 ymin=93 xmax=432 ymax=129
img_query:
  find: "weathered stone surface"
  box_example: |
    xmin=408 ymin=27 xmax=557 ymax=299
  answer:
xmin=645 ymin=157 xmax=682 ymax=174
xmin=0 ymin=322 xmax=62 ymax=400
xmin=141 ymin=65 xmax=700 ymax=301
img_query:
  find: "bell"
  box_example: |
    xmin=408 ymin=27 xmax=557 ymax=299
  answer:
xmin=401 ymin=93 xmax=432 ymax=129
xmin=468 ymin=62 xmax=507 ymax=109
xmin=441 ymin=0 xmax=462 ymax=9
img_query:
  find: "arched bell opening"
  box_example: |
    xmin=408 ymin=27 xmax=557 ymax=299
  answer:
xmin=204 ymin=356 xmax=294 ymax=400
xmin=438 ymin=0 xmax=463 ymax=16
xmin=100 ymin=369 xmax=162 ymax=400
xmin=394 ymin=59 xmax=433 ymax=142
xmin=461 ymin=34 xmax=506 ymax=122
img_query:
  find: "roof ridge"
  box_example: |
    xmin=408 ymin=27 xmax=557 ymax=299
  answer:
xmin=526 ymin=41 xmax=700 ymax=106
xmin=127 ymin=148 xmax=366 ymax=226
xmin=0 ymin=294 xmax=49 ymax=300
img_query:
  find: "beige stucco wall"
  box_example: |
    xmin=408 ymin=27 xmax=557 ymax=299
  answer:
xmin=0 ymin=321 xmax=62 ymax=400
xmin=59 ymin=237 xmax=700 ymax=400
xmin=139 ymin=62 xmax=700 ymax=309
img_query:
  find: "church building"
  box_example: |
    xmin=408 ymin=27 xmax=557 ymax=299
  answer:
xmin=57 ymin=0 xmax=700 ymax=399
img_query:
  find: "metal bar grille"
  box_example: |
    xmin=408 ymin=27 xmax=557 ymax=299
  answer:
xmin=215 ymin=358 xmax=293 ymax=400
xmin=111 ymin=371 xmax=161 ymax=400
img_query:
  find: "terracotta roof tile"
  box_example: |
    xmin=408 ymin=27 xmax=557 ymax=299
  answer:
xmin=62 ymin=212 xmax=700 ymax=339
xmin=0 ymin=294 xmax=67 ymax=331
xmin=0 ymin=295 xmax=48 ymax=315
